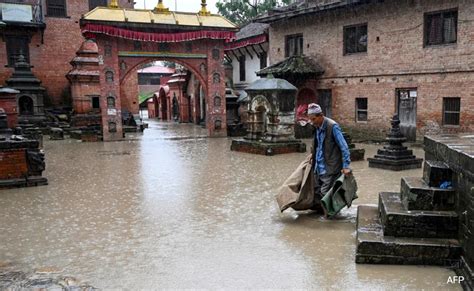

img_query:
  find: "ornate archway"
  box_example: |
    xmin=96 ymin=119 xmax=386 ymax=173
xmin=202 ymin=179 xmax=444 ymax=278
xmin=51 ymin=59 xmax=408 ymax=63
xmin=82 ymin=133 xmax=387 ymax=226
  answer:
xmin=69 ymin=1 xmax=237 ymax=141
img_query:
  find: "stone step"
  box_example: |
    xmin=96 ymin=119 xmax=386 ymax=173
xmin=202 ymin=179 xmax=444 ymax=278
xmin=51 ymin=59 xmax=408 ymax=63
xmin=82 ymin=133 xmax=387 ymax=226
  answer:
xmin=379 ymin=192 xmax=458 ymax=238
xmin=422 ymin=160 xmax=453 ymax=187
xmin=356 ymin=205 xmax=461 ymax=265
xmin=400 ymin=177 xmax=456 ymax=211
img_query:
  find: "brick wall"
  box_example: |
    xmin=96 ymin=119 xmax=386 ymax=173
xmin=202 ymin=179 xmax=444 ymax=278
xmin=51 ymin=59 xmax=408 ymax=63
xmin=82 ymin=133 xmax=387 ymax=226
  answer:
xmin=0 ymin=149 xmax=28 ymax=179
xmin=0 ymin=0 xmax=133 ymax=106
xmin=268 ymin=0 xmax=474 ymax=136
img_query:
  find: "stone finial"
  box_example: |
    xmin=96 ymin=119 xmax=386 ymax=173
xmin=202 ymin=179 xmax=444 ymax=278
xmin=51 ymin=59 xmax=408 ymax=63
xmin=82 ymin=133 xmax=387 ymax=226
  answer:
xmin=154 ymin=0 xmax=170 ymax=13
xmin=108 ymin=0 xmax=119 ymax=8
xmin=199 ymin=0 xmax=211 ymax=16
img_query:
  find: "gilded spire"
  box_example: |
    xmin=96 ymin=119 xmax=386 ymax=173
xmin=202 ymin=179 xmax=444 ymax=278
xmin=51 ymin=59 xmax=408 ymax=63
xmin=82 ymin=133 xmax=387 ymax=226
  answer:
xmin=109 ymin=0 xmax=119 ymax=8
xmin=199 ymin=0 xmax=211 ymax=16
xmin=154 ymin=0 xmax=170 ymax=13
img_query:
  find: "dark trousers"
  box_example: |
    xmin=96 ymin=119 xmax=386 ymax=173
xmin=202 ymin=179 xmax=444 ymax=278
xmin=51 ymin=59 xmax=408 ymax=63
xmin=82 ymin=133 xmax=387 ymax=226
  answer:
xmin=314 ymin=172 xmax=339 ymax=203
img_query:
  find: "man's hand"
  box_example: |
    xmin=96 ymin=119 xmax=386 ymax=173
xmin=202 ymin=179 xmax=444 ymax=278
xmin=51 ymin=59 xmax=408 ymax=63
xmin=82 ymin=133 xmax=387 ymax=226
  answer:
xmin=341 ymin=168 xmax=352 ymax=176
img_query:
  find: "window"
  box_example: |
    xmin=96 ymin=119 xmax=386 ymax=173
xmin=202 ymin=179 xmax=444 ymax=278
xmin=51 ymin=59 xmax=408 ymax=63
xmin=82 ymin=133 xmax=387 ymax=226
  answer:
xmin=425 ymin=9 xmax=457 ymax=46
xmin=344 ymin=24 xmax=368 ymax=54
xmin=46 ymin=0 xmax=67 ymax=17
xmin=91 ymin=96 xmax=100 ymax=109
xmin=259 ymin=51 xmax=267 ymax=69
xmin=443 ymin=97 xmax=460 ymax=126
xmin=134 ymin=41 xmax=142 ymax=50
xmin=89 ymin=0 xmax=107 ymax=10
xmin=105 ymin=71 xmax=114 ymax=83
xmin=285 ymin=34 xmax=303 ymax=57
xmin=107 ymin=96 xmax=116 ymax=108
xmin=355 ymin=98 xmax=368 ymax=122
xmin=239 ymin=55 xmax=246 ymax=81
xmin=6 ymin=36 xmax=29 ymax=67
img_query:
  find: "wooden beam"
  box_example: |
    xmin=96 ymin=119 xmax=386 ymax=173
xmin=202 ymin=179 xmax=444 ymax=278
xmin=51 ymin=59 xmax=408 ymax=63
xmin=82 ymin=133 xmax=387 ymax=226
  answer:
xmin=230 ymin=50 xmax=239 ymax=60
xmin=258 ymin=43 xmax=266 ymax=53
xmin=250 ymin=45 xmax=259 ymax=57
xmin=244 ymin=46 xmax=253 ymax=59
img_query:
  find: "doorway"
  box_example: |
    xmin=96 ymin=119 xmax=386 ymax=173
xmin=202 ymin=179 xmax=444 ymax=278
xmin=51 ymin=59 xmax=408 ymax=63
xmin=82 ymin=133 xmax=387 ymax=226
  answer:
xmin=396 ymin=88 xmax=417 ymax=141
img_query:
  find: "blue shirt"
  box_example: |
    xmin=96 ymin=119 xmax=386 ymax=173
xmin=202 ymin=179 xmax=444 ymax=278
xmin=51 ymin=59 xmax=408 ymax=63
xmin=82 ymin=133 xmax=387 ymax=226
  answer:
xmin=314 ymin=119 xmax=351 ymax=175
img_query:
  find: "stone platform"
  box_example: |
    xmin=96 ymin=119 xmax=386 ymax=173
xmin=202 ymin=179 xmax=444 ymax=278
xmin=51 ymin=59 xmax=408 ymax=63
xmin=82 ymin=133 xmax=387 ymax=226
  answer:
xmin=357 ymin=133 xmax=474 ymax=289
xmin=230 ymin=138 xmax=306 ymax=156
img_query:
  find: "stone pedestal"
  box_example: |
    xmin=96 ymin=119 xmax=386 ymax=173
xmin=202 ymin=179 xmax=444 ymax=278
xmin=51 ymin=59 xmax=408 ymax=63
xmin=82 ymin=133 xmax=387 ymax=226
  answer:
xmin=231 ymin=75 xmax=306 ymax=155
xmin=356 ymin=133 xmax=474 ymax=290
xmin=368 ymin=115 xmax=422 ymax=170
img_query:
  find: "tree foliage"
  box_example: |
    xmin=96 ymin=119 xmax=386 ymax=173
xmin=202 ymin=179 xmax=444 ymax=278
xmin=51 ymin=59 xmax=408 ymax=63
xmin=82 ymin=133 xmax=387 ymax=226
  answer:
xmin=216 ymin=0 xmax=292 ymax=26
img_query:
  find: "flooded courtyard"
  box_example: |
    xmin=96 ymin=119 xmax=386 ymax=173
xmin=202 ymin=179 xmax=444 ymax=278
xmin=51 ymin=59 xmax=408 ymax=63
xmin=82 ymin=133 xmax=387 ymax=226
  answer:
xmin=0 ymin=120 xmax=461 ymax=289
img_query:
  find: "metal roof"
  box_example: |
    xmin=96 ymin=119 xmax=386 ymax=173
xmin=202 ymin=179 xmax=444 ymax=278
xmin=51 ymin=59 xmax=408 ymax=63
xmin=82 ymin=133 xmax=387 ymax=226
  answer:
xmin=83 ymin=7 xmax=237 ymax=30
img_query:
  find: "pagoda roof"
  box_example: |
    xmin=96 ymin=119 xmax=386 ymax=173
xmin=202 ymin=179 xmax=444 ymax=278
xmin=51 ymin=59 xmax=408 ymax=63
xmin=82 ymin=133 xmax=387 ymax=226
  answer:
xmin=82 ymin=7 xmax=237 ymax=30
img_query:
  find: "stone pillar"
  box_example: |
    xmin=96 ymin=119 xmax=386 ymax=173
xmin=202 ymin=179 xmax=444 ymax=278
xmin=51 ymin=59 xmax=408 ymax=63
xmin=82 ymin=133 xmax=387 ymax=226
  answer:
xmin=0 ymin=87 xmax=20 ymax=128
xmin=206 ymin=42 xmax=227 ymax=137
xmin=98 ymin=36 xmax=123 ymax=141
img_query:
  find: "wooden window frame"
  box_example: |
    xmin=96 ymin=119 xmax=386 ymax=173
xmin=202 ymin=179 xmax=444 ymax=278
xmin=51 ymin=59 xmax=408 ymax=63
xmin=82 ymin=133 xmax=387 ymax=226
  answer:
xmin=285 ymin=34 xmax=303 ymax=57
xmin=442 ymin=97 xmax=461 ymax=126
xmin=239 ymin=55 xmax=246 ymax=82
xmin=424 ymin=9 xmax=458 ymax=47
xmin=343 ymin=23 xmax=368 ymax=55
xmin=355 ymin=97 xmax=368 ymax=122
xmin=89 ymin=0 xmax=108 ymax=11
xmin=46 ymin=0 xmax=68 ymax=18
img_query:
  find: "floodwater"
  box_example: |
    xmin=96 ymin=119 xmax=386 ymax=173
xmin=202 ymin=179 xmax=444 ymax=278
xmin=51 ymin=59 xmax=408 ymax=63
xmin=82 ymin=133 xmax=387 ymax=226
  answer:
xmin=0 ymin=120 xmax=461 ymax=290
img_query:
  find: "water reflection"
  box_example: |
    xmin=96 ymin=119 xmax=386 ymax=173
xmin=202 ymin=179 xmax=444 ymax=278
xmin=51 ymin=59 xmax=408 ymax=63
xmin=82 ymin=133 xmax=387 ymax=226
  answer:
xmin=0 ymin=120 xmax=460 ymax=289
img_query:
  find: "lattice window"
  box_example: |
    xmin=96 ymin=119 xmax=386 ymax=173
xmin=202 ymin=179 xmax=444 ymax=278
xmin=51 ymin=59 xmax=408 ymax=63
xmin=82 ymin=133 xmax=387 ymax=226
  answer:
xmin=47 ymin=0 xmax=66 ymax=17
xmin=89 ymin=0 xmax=107 ymax=10
xmin=443 ymin=97 xmax=460 ymax=126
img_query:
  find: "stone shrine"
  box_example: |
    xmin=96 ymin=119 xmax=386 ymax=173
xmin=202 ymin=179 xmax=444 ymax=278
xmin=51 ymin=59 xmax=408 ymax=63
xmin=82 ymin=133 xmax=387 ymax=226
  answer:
xmin=231 ymin=75 xmax=306 ymax=155
xmin=368 ymin=115 xmax=422 ymax=170
xmin=6 ymin=55 xmax=47 ymax=127
xmin=356 ymin=133 xmax=474 ymax=289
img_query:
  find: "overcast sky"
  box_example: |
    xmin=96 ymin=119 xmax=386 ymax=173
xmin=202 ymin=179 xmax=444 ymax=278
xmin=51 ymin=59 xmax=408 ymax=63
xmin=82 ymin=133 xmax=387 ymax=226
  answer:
xmin=134 ymin=0 xmax=219 ymax=13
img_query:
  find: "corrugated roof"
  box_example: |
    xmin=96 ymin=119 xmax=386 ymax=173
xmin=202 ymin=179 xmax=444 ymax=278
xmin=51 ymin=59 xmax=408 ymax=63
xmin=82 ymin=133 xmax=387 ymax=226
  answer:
xmin=83 ymin=7 xmax=237 ymax=30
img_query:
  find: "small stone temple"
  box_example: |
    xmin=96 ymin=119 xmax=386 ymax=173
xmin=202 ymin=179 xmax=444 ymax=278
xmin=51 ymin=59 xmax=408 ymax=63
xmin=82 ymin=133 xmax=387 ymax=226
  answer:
xmin=231 ymin=75 xmax=306 ymax=155
xmin=368 ymin=115 xmax=423 ymax=171
xmin=357 ymin=133 xmax=474 ymax=289
xmin=6 ymin=55 xmax=47 ymax=127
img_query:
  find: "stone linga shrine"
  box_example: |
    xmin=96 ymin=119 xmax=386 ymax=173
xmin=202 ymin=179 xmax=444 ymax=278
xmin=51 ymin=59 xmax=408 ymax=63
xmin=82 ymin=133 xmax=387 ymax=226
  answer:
xmin=67 ymin=0 xmax=238 ymax=141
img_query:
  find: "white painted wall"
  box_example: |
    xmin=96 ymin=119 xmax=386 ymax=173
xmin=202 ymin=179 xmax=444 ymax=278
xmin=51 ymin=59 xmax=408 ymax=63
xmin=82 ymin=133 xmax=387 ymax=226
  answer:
xmin=230 ymin=43 xmax=268 ymax=89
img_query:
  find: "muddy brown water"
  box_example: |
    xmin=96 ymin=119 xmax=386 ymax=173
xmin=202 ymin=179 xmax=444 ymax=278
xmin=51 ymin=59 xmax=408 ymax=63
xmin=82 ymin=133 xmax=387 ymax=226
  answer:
xmin=0 ymin=121 xmax=461 ymax=289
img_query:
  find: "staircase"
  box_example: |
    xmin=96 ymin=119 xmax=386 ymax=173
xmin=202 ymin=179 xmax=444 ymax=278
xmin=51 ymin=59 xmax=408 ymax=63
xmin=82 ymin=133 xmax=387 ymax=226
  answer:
xmin=356 ymin=160 xmax=462 ymax=265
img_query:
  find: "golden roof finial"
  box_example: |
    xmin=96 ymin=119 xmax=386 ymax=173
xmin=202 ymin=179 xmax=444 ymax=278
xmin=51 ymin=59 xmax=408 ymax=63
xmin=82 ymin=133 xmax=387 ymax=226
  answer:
xmin=199 ymin=0 xmax=211 ymax=16
xmin=109 ymin=0 xmax=119 ymax=8
xmin=154 ymin=0 xmax=170 ymax=14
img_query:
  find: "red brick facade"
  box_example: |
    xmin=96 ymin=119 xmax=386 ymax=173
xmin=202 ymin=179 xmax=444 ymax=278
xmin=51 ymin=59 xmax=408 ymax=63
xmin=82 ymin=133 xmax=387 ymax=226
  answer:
xmin=0 ymin=0 xmax=132 ymax=106
xmin=0 ymin=149 xmax=28 ymax=180
xmin=268 ymin=0 xmax=474 ymax=139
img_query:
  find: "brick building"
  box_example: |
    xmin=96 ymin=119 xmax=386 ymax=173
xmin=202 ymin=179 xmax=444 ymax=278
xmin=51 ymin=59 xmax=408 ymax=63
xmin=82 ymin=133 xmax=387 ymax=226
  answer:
xmin=0 ymin=0 xmax=133 ymax=106
xmin=256 ymin=0 xmax=474 ymax=141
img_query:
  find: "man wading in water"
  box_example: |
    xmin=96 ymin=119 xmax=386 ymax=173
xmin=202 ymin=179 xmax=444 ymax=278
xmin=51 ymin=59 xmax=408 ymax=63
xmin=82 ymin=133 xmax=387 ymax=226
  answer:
xmin=307 ymin=103 xmax=352 ymax=215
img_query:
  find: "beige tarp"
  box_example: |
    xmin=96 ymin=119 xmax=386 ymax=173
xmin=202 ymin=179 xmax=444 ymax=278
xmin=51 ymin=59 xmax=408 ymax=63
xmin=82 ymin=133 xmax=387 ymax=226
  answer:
xmin=276 ymin=154 xmax=316 ymax=212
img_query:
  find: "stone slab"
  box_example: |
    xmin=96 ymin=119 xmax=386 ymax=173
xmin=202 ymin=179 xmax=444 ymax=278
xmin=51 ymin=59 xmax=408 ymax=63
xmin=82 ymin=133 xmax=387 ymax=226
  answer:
xmin=379 ymin=192 xmax=458 ymax=238
xmin=356 ymin=205 xmax=461 ymax=266
xmin=367 ymin=157 xmax=423 ymax=171
xmin=422 ymin=160 xmax=452 ymax=187
xmin=400 ymin=177 xmax=456 ymax=211
xmin=230 ymin=138 xmax=306 ymax=156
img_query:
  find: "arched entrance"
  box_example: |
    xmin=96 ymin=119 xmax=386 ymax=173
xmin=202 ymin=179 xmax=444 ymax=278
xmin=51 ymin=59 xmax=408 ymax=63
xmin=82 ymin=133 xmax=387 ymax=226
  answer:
xmin=158 ymin=86 xmax=169 ymax=121
xmin=18 ymin=95 xmax=34 ymax=115
xmin=70 ymin=2 xmax=237 ymax=141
